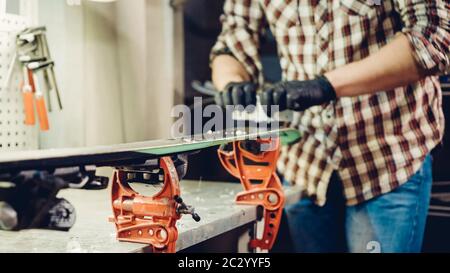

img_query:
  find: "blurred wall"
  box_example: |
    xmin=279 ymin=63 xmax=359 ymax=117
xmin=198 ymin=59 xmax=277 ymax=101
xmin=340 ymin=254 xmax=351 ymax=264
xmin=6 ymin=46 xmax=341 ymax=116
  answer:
xmin=38 ymin=0 xmax=182 ymax=149
xmin=116 ymin=0 xmax=184 ymax=143
xmin=38 ymin=0 xmax=123 ymax=148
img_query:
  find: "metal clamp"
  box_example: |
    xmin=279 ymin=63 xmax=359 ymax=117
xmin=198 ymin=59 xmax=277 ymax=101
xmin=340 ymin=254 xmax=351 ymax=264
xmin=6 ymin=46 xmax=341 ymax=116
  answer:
xmin=109 ymin=157 xmax=200 ymax=253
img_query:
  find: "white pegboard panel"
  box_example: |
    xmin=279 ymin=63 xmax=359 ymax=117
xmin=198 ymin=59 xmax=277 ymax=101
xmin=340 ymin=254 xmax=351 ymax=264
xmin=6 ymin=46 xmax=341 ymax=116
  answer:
xmin=0 ymin=12 xmax=38 ymax=151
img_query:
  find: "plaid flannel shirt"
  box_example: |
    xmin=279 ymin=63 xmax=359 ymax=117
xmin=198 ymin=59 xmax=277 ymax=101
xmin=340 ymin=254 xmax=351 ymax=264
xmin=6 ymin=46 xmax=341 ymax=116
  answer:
xmin=211 ymin=0 xmax=450 ymax=206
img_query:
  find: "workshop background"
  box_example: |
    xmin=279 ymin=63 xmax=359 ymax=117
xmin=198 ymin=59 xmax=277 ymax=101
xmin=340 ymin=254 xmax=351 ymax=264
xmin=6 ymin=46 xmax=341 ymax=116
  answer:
xmin=0 ymin=0 xmax=449 ymax=252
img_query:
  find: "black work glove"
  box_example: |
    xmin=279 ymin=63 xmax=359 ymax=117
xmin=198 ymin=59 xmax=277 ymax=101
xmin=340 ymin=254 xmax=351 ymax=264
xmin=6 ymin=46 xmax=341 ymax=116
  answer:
xmin=260 ymin=76 xmax=337 ymax=115
xmin=215 ymin=81 xmax=257 ymax=108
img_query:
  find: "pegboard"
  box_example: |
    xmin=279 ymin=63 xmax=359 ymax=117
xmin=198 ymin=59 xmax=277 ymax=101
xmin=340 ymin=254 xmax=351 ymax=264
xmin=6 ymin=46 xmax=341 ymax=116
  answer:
xmin=0 ymin=11 xmax=38 ymax=151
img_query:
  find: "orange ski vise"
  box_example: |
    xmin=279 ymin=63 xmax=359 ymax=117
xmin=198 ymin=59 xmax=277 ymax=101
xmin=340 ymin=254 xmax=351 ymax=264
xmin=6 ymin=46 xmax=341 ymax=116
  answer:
xmin=218 ymin=137 xmax=285 ymax=251
xmin=110 ymin=157 xmax=181 ymax=253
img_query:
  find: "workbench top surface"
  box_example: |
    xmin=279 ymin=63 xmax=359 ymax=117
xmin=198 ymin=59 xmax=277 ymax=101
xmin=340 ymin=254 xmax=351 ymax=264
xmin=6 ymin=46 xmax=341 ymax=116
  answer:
xmin=0 ymin=169 xmax=302 ymax=253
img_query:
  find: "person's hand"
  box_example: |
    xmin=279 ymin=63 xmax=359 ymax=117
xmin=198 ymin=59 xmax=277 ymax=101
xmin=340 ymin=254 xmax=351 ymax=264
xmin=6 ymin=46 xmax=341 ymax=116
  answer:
xmin=214 ymin=81 xmax=257 ymax=108
xmin=260 ymin=76 xmax=337 ymax=115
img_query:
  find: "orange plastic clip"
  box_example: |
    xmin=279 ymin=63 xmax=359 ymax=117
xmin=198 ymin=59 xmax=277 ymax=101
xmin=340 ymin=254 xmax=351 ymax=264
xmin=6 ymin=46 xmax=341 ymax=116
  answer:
xmin=218 ymin=137 xmax=285 ymax=251
xmin=110 ymin=157 xmax=181 ymax=253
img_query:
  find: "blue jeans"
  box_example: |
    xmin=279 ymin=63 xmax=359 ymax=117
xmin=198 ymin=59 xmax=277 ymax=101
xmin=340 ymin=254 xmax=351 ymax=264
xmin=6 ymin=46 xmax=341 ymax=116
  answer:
xmin=285 ymin=155 xmax=433 ymax=253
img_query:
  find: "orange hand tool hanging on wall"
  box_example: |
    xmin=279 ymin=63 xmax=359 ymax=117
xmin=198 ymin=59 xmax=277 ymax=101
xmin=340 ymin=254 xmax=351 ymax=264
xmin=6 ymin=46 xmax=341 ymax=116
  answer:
xmin=17 ymin=26 xmax=61 ymax=132
xmin=21 ymin=67 xmax=35 ymax=126
xmin=24 ymin=67 xmax=49 ymax=131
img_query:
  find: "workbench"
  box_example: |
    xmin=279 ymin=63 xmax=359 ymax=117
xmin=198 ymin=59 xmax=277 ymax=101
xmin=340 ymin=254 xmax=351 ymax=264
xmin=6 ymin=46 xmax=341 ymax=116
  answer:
xmin=0 ymin=168 xmax=302 ymax=253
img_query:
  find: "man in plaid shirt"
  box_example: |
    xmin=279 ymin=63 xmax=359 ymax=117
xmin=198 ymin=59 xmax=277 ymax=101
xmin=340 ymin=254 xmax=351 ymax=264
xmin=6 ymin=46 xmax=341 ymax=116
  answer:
xmin=211 ymin=0 xmax=449 ymax=252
